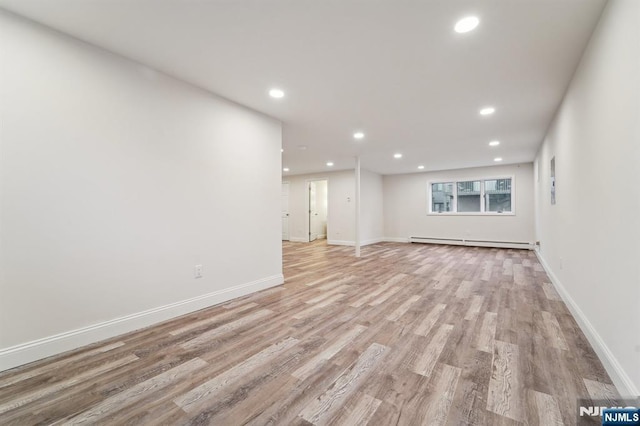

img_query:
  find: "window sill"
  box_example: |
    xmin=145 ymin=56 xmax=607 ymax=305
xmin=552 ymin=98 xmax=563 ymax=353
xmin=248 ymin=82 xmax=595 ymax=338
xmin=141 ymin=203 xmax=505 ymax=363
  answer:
xmin=427 ymin=212 xmax=515 ymax=216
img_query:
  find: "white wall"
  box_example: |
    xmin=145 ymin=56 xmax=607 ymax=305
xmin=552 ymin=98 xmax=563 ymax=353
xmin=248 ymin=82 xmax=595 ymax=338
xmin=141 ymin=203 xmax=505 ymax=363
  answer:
xmin=283 ymin=170 xmax=355 ymax=244
xmin=360 ymin=169 xmax=384 ymax=244
xmin=534 ymin=0 xmax=639 ymax=396
xmin=0 ymin=11 xmax=283 ymax=370
xmin=384 ymin=163 xmax=535 ymax=243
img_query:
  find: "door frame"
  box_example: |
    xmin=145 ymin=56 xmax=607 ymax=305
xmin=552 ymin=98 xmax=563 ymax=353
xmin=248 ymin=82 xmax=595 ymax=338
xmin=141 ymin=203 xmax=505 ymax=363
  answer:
xmin=305 ymin=178 xmax=329 ymax=243
xmin=281 ymin=181 xmax=290 ymax=241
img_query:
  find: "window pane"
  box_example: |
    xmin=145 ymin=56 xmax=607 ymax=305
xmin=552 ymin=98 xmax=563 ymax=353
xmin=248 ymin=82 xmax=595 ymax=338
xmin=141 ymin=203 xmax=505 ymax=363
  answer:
xmin=484 ymin=178 xmax=512 ymax=212
xmin=431 ymin=182 xmax=454 ymax=212
xmin=457 ymin=180 xmax=481 ymax=212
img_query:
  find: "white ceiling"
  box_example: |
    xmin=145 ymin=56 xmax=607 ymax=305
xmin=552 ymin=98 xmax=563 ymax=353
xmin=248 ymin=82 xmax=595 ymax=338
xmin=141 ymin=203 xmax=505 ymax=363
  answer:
xmin=0 ymin=0 xmax=606 ymax=175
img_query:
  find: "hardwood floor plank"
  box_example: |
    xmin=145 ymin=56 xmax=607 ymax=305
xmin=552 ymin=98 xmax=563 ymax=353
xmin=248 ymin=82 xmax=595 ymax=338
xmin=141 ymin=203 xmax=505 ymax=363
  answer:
xmin=0 ymin=354 xmax=138 ymax=415
xmin=316 ymin=275 xmax=356 ymax=290
xmin=0 ymin=341 xmax=125 ymax=390
xmin=541 ymin=282 xmax=562 ymax=301
xmin=420 ymin=363 xmax=461 ymax=426
xmin=185 ymin=336 xmax=324 ymax=425
xmin=476 ymin=312 xmax=498 ymax=353
xmin=292 ymin=324 xmax=367 ymax=380
xmin=455 ymin=280 xmax=474 ymax=298
xmin=487 ymin=340 xmax=524 ymax=422
xmin=481 ymin=261 xmax=494 ymax=281
xmin=329 ymin=391 xmax=381 ymax=425
xmin=174 ymin=337 xmax=299 ymax=413
xmin=529 ymin=389 xmax=564 ymax=426
xmin=503 ymin=259 xmax=513 ymax=276
xmin=386 ymin=295 xmax=421 ymax=321
xmin=305 ymin=284 xmax=351 ymax=304
xmin=302 ymin=272 xmax=342 ymax=287
xmin=244 ymin=363 xmax=345 ymax=426
xmin=464 ymin=295 xmax=485 ymax=320
xmin=348 ymin=274 xmax=407 ymax=307
xmin=541 ymin=311 xmax=569 ymax=351
xmin=369 ymin=286 xmax=401 ymax=306
xmin=414 ymin=303 xmax=447 ymax=337
xmin=59 ymin=358 xmax=207 ymax=424
xmin=298 ymin=342 xmax=388 ymax=424
xmin=168 ymin=302 xmax=259 ymax=335
xmin=292 ymin=293 xmax=346 ymax=319
xmin=583 ymin=378 xmax=620 ymax=403
xmin=433 ymin=274 xmax=453 ymax=290
xmin=413 ymin=324 xmax=454 ymax=377
xmin=180 ymin=308 xmax=273 ymax=348
xmin=513 ymin=264 xmax=528 ymax=286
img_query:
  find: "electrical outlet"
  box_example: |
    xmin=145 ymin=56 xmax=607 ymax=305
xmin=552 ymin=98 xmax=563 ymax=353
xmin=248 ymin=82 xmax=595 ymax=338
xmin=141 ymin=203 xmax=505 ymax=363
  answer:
xmin=194 ymin=264 xmax=203 ymax=278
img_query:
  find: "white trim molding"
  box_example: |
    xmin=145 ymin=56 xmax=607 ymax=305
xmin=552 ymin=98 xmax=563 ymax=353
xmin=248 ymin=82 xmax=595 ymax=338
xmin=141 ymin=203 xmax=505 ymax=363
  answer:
xmin=0 ymin=274 xmax=284 ymax=372
xmin=361 ymin=238 xmax=384 ymax=246
xmin=384 ymin=237 xmax=411 ymax=243
xmin=327 ymin=238 xmax=383 ymax=247
xmin=288 ymin=237 xmax=308 ymax=243
xmin=409 ymin=236 xmax=533 ymax=250
xmin=327 ymin=239 xmax=354 ymax=246
xmin=535 ymin=250 xmax=639 ymax=398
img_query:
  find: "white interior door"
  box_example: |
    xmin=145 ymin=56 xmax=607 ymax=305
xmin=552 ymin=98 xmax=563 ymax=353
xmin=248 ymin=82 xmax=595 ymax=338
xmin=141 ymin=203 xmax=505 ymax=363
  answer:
xmin=309 ymin=181 xmax=318 ymax=242
xmin=281 ymin=182 xmax=290 ymax=241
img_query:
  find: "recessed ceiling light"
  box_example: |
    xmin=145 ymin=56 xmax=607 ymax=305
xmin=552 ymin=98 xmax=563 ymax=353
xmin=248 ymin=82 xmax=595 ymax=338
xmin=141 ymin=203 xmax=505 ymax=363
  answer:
xmin=269 ymin=88 xmax=285 ymax=98
xmin=283 ymin=167 xmax=290 ymax=172
xmin=353 ymin=132 xmax=365 ymax=140
xmin=394 ymin=153 xmax=403 ymax=159
xmin=489 ymin=140 xmax=500 ymax=147
xmin=326 ymin=162 xmax=334 ymax=167
xmin=281 ymin=148 xmax=284 ymax=152
xmin=494 ymin=157 xmax=503 ymax=162
xmin=480 ymin=107 xmax=495 ymax=116
xmin=455 ymin=16 xmax=480 ymax=33
xmin=418 ymin=165 xmax=425 ymax=170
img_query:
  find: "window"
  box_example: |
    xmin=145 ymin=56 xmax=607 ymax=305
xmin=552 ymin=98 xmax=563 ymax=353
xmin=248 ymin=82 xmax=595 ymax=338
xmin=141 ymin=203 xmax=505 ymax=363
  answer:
xmin=484 ymin=178 xmax=512 ymax=212
xmin=457 ymin=180 xmax=481 ymax=212
xmin=431 ymin=182 xmax=454 ymax=212
xmin=428 ymin=177 xmax=513 ymax=214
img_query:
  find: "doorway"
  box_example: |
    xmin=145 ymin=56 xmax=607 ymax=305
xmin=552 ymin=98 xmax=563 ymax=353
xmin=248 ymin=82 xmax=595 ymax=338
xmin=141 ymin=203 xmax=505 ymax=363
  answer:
xmin=307 ymin=180 xmax=328 ymax=242
xmin=282 ymin=182 xmax=290 ymax=241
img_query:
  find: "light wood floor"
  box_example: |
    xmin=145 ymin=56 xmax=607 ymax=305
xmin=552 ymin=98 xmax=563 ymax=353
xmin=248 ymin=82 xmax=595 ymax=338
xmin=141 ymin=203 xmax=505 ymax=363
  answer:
xmin=0 ymin=241 xmax=620 ymax=425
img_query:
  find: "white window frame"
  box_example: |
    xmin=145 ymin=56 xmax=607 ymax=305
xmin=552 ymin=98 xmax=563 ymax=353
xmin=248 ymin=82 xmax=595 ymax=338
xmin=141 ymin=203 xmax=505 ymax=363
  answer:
xmin=427 ymin=175 xmax=516 ymax=216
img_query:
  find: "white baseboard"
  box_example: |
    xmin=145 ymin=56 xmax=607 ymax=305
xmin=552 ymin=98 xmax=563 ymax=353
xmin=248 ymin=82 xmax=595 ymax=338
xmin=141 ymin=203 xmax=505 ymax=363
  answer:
xmin=384 ymin=237 xmax=410 ymax=243
xmin=327 ymin=238 xmax=383 ymax=247
xmin=327 ymin=239 xmax=353 ymax=246
xmin=362 ymin=238 xmax=384 ymax=246
xmin=535 ymin=250 xmax=638 ymax=397
xmin=0 ymin=274 xmax=284 ymax=372
xmin=288 ymin=237 xmax=308 ymax=243
xmin=408 ymin=237 xmax=532 ymax=250
xmin=287 ymin=236 xmax=326 ymax=242
xmin=383 ymin=237 xmax=533 ymax=249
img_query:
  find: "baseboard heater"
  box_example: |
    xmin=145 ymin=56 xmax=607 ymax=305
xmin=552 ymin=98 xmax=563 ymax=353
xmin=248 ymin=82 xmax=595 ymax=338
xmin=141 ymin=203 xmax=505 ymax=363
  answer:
xmin=409 ymin=236 xmax=534 ymax=250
